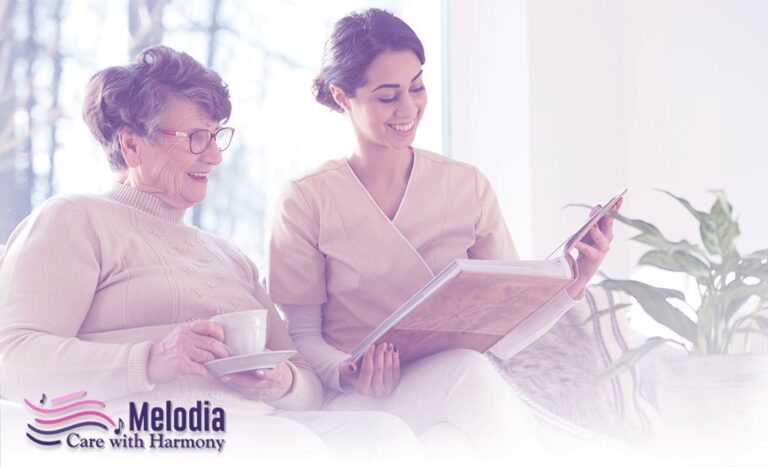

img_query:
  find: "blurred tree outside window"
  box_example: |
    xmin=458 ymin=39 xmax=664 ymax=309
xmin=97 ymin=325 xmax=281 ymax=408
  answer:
xmin=0 ymin=0 xmax=444 ymax=269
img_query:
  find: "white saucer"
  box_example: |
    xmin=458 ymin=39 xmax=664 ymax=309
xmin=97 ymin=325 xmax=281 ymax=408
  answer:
xmin=204 ymin=350 xmax=296 ymax=377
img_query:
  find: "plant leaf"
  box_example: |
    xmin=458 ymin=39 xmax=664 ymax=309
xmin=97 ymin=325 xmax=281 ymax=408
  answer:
xmin=567 ymin=203 xmax=709 ymax=257
xmin=735 ymin=257 xmax=768 ymax=281
xmin=638 ymin=250 xmax=712 ymax=283
xmin=744 ymin=248 xmax=768 ymax=260
xmin=724 ymin=295 xmax=756 ymax=327
xmin=578 ymin=302 xmax=632 ymax=325
xmin=720 ymin=249 xmax=742 ymax=275
xmin=657 ymin=189 xmax=707 ymax=222
xmin=600 ymin=278 xmax=687 ymax=301
xmin=602 ymin=209 xmax=664 ymax=237
xmin=566 ymin=204 xmax=664 ymax=236
xmin=720 ymin=284 xmax=768 ymax=338
xmin=700 ymin=192 xmax=740 ymax=257
xmin=630 ymin=233 xmax=709 ymax=258
xmin=599 ymin=279 xmax=696 ymax=343
xmin=718 ymin=283 xmax=768 ymax=315
xmin=595 ymin=337 xmax=676 ymax=385
xmin=754 ymin=316 xmax=768 ymax=335
xmin=699 ymin=215 xmax=720 ymax=256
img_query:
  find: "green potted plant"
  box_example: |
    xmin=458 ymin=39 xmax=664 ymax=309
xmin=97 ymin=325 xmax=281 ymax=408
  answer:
xmin=593 ymin=190 xmax=768 ymax=460
xmin=599 ymin=190 xmax=768 ymax=364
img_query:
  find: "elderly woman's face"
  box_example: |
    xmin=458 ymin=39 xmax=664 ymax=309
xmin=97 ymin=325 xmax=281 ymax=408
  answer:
xmin=127 ymin=97 xmax=223 ymax=208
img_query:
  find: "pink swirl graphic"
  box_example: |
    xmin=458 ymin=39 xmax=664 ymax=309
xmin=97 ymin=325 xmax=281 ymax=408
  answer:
xmin=51 ymin=390 xmax=86 ymax=404
xmin=25 ymin=389 xmax=117 ymax=448
xmin=35 ymin=410 xmax=116 ymax=427
xmin=24 ymin=398 xmax=105 ymax=414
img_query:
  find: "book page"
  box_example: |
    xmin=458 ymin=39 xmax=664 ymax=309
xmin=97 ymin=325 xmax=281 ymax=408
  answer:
xmin=350 ymin=257 xmax=573 ymax=361
xmin=394 ymin=271 xmax=570 ymax=334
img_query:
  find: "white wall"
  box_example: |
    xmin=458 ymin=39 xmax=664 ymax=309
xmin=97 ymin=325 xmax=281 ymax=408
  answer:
xmin=621 ymin=0 xmax=768 ymax=264
xmin=445 ymin=0 xmax=533 ymax=257
xmin=527 ymin=0 xmax=629 ymax=273
xmin=449 ymin=0 xmax=768 ymax=277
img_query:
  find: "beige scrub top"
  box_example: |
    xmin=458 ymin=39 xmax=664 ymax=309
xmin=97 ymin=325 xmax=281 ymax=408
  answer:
xmin=268 ymin=149 xmax=520 ymax=354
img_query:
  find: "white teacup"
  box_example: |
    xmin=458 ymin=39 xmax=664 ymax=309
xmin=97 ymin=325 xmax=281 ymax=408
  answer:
xmin=211 ymin=309 xmax=268 ymax=356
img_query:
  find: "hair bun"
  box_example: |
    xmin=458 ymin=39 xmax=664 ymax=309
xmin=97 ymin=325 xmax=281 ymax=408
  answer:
xmin=312 ymin=74 xmax=343 ymax=113
xmin=313 ymin=9 xmax=424 ymax=113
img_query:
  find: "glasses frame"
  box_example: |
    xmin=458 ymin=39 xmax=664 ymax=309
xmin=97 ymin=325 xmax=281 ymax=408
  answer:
xmin=157 ymin=127 xmax=235 ymax=154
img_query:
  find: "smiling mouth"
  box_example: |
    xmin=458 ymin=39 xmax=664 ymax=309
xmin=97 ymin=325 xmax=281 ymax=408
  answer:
xmin=387 ymin=119 xmax=416 ymax=133
xmin=187 ymin=172 xmax=209 ymax=181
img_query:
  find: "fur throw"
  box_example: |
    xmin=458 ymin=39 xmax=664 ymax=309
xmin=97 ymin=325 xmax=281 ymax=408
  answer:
xmin=493 ymin=310 xmax=640 ymax=439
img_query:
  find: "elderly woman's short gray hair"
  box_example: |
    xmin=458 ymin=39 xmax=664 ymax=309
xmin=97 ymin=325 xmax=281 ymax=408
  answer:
xmin=82 ymin=45 xmax=232 ymax=171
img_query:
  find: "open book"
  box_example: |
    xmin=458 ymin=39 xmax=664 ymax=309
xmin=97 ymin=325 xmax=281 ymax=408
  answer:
xmin=350 ymin=189 xmax=626 ymax=363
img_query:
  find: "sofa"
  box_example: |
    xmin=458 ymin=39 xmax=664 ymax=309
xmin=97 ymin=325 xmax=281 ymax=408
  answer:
xmin=0 ymin=242 xmax=657 ymax=462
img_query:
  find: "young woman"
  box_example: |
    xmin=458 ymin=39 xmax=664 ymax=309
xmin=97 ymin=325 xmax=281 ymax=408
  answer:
xmin=268 ymin=8 xmax=620 ymax=460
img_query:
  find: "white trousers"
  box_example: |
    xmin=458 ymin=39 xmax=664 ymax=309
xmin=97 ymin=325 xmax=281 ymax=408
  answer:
xmin=277 ymin=410 xmax=424 ymax=465
xmin=323 ymin=349 xmax=542 ymax=462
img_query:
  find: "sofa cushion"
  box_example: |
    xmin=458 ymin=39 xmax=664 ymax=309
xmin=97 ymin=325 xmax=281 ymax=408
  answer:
xmin=493 ymin=285 xmax=661 ymax=439
xmin=582 ymin=286 xmax=662 ymax=435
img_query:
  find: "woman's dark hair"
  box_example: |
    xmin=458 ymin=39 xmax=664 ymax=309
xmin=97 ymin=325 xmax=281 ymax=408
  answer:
xmin=313 ymin=8 xmax=425 ymax=112
xmin=82 ymin=45 xmax=231 ymax=171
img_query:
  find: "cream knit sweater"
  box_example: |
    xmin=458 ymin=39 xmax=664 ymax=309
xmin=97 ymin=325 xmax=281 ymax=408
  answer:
xmin=0 ymin=183 xmax=322 ymax=412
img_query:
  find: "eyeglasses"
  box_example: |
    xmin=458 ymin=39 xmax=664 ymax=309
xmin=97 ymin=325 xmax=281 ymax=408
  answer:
xmin=157 ymin=127 xmax=235 ymax=154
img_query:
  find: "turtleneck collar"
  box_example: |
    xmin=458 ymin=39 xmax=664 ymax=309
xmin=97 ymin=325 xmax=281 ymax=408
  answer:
xmin=105 ymin=183 xmax=187 ymax=223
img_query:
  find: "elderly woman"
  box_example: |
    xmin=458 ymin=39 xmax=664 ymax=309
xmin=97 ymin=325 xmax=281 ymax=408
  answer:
xmin=0 ymin=45 xmax=420 ymax=463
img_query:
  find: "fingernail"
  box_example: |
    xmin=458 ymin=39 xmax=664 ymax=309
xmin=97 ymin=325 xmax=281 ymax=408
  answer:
xmin=222 ymin=376 xmax=231 ymax=383
xmin=254 ymin=370 xmax=265 ymax=378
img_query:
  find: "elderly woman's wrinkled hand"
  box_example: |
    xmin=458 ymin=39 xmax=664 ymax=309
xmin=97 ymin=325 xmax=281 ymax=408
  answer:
xmin=147 ymin=320 xmax=229 ymax=384
xmin=220 ymin=356 xmax=294 ymax=402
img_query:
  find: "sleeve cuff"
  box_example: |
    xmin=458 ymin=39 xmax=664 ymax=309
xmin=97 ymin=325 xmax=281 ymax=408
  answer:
xmin=557 ymin=288 xmax=582 ymax=306
xmin=324 ymin=353 xmax=355 ymax=393
xmin=126 ymin=341 xmax=155 ymax=394
xmin=270 ymin=361 xmax=324 ymax=411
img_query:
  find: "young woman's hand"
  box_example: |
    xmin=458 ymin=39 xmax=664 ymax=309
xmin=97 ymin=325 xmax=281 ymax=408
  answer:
xmin=147 ymin=320 xmax=229 ymax=384
xmin=339 ymin=342 xmax=400 ymax=397
xmin=220 ymin=354 xmax=295 ymax=402
xmin=567 ymin=197 xmax=623 ymax=298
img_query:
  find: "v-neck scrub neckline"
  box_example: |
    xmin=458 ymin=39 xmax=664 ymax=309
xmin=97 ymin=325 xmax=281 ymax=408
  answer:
xmin=343 ymin=149 xmax=416 ymax=224
xmin=268 ymin=148 xmax=520 ymax=354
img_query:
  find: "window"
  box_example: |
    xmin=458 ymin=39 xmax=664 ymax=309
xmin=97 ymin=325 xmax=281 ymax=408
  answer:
xmin=1 ymin=0 xmax=443 ymax=270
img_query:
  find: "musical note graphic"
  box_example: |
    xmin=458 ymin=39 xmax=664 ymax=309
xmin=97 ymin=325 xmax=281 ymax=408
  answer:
xmin=114 ymin=418 xmax=125 ymax=435
xmin=39 ymin=393 xmax=47 ymax=405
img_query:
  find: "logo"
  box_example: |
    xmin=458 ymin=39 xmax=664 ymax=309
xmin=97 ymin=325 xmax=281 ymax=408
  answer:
xmin=25 ymin=390 xmax=116 ymax=447
xmin=24 ymin=390 xmax=227 ymax=452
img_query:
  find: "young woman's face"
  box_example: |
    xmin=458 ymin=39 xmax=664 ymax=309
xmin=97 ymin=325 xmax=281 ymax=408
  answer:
xmin=346 ymin=49 xmax=427 ymax=152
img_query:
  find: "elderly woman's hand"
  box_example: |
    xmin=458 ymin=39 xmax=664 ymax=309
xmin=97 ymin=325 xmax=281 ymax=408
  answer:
xmin=339 ymin=342 xmax=400 ymax=398
xmin=147 ymin=320 xmax=229 ymax=384
xmin=566 ymin=197 xmax=623 ymax=298
xmin=220 ymin=355 xmax=294 ymax=402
